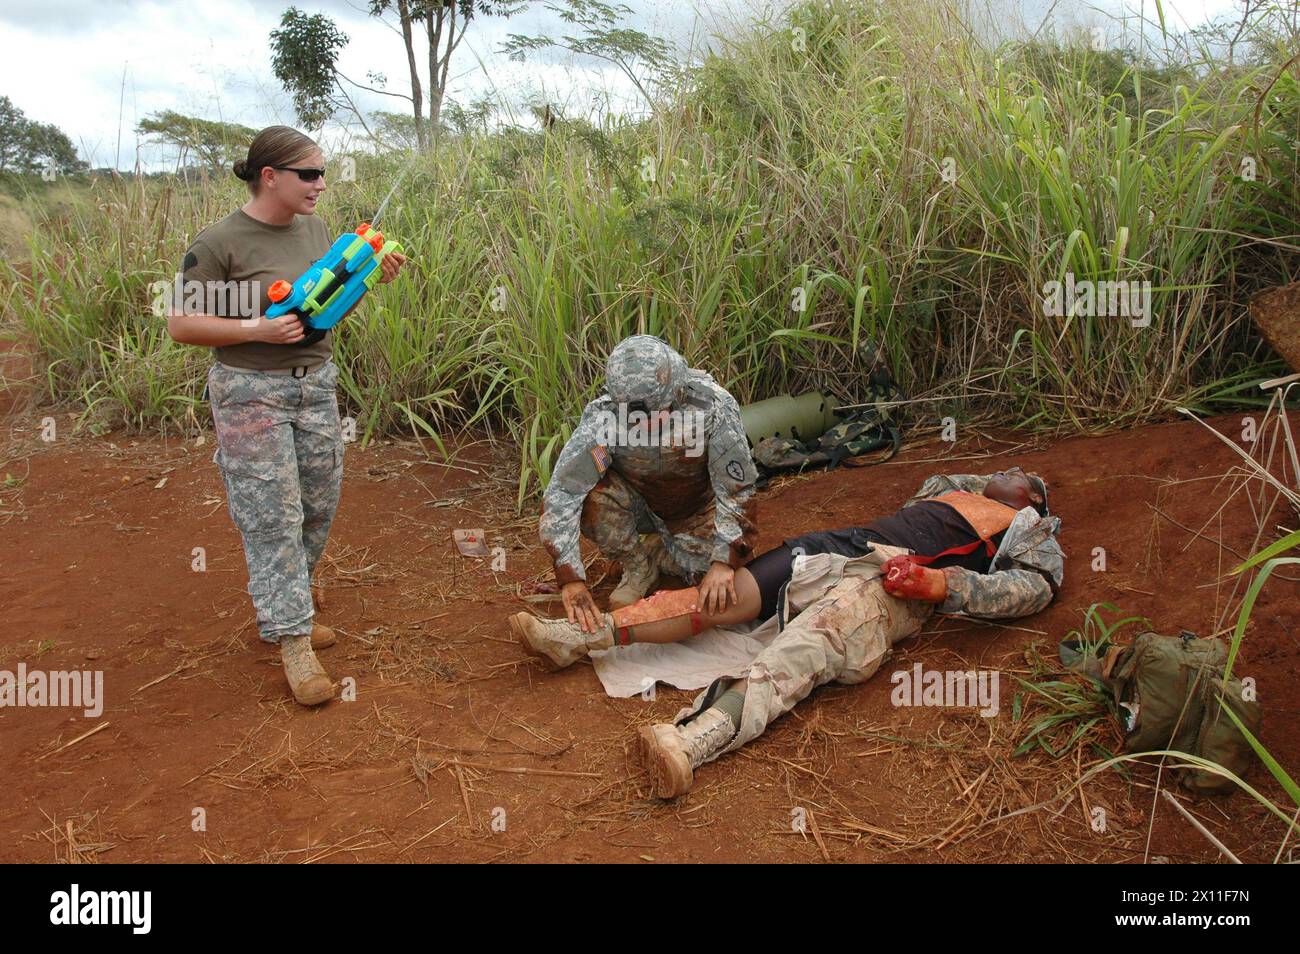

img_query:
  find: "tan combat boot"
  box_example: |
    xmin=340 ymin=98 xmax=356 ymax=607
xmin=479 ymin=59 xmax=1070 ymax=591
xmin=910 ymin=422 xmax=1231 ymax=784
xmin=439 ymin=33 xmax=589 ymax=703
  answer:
xmin=510 ymin=612 xmax=615 ymax=670
xmin=280 ymin=634 xmax=335 ymax=706
xmin=263 ymin=623 xmax=334 ymax=650
xmin=309 ymin=584 xmax=337 ymax=649
xmin=637 ymin=707 xmax=736 ymax=798
xmin=609 ymin=536 xmax=672 ymax=609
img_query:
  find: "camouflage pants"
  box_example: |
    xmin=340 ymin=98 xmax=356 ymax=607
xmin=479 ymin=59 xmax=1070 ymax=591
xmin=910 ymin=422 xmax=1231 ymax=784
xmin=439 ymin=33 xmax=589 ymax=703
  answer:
xmin=579 ymin=469 xmax=715 ymax=583
xmin=681 ymin=545 xmax=935 ymax=762
xmin=208 ymin=361 xmax=344 ymax=643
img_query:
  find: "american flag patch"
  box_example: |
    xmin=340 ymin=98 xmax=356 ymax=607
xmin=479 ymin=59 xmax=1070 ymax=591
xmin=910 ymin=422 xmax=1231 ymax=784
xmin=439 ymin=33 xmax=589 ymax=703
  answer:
xmin=590 ymin=445 xmax=611 ymax=474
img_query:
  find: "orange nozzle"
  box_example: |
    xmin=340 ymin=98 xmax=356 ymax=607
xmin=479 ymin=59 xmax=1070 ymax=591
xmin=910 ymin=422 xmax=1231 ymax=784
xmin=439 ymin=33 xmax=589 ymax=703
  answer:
xmin=356 ymin=222 xmax=372 ymax=236
xmin=268 ymin=280 xmax=292 ymax=303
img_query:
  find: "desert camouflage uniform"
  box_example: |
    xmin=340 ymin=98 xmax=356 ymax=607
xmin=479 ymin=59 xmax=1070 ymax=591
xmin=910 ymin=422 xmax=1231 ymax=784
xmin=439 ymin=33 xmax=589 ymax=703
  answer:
xmin=675 ymin=471 xmax=1064 ymax=760
xmin=208 ymin=361 xmax=344 ymax=643
xmin=539 ymin=337 xmax=758 ymax=585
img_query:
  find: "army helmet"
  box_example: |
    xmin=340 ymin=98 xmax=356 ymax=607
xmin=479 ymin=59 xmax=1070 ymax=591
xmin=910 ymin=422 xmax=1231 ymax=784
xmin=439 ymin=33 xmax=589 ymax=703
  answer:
xmin=605 ymin=335 xmax=687 ymax=412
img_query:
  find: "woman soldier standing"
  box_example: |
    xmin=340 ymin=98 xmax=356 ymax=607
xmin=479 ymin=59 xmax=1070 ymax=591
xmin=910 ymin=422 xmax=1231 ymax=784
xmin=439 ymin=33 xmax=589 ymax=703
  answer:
xmin=166 ymin=126 xmax=406 ymax=706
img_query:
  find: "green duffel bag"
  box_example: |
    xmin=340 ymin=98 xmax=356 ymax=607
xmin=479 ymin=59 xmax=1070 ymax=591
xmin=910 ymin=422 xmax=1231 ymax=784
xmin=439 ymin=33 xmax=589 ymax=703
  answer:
xmin=1104 ymin=631 xmax=1262 ymax=794
xmin=752 ymin=409 xmax=900 ymax=475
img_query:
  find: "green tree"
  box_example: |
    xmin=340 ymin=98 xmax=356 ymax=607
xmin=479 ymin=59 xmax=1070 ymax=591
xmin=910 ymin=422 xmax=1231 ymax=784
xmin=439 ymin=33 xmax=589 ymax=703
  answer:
xmin=372 ymin=94 xmax=494 ymax=149
xmin=501 ymin=0 xmax=678 ymax=113
xmin=0 ymin=96 xmax=86 ymax=175
xmin=269 ymin=8 xmax=352 ymax=130
xmin=441 ymin=95 xmax=496 ymax=135
xmin=271 ymin=2 xmax=525 ymax=151
xmin=136 ymin=111 xmax=257 ymax=173
xmin=371 ymin=109 xmax=421 ymax=150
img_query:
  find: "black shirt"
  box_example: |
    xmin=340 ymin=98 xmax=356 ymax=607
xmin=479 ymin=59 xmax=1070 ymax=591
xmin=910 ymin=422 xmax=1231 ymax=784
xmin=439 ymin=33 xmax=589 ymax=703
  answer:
xmin=782 ymin=499 xmax=1004 ymax=573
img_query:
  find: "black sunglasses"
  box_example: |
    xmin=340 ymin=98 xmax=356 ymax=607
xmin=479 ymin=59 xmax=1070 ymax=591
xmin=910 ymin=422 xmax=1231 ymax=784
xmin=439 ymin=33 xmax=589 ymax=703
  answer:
xmin=273 ymin=165 xmax=326 ymax=182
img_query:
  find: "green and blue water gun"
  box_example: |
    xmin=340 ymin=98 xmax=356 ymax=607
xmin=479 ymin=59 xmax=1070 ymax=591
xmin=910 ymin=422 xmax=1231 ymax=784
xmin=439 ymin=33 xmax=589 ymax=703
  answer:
xmin=265 ymin=221 xmax=403 ymax=346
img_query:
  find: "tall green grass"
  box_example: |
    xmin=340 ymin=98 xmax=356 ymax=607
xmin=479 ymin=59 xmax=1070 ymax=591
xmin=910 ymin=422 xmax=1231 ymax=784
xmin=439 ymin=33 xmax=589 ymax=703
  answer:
xmin=2 ymin=0 xmax=1298 ymax=493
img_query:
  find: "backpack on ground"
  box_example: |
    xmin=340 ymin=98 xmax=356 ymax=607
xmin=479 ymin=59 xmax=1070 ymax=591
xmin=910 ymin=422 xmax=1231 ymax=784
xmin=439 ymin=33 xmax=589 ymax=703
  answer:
xmin=752 ymin=408 xmax=901 ymax=476
xmin=1100 ymin=631 xmax=1262 ymax=794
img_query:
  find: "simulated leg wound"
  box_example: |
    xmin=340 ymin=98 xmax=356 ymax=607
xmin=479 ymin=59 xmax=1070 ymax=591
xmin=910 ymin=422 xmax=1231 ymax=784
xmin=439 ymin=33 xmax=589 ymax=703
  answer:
xmin=610 ymin=586 xmax=705 ymax=644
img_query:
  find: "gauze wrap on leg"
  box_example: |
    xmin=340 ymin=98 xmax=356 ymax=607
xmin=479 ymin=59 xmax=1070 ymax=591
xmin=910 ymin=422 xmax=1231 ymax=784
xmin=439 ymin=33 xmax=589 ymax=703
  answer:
xmin=610 ymin=587 xmax=704 ymax=645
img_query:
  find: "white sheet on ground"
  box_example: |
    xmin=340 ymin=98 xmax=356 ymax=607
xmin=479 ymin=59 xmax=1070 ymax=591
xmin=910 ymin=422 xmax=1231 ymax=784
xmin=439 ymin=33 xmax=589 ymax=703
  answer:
xmin=589 ymin=623 xmax=775 ymax=698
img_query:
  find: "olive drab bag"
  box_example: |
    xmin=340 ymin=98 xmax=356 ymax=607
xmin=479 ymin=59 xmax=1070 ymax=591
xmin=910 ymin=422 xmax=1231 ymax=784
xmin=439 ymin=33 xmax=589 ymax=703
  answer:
xmin=752 ymin=409 xmax=901 ymax=476
xmin=1103 ymin=631 xmax=1262 ymax=794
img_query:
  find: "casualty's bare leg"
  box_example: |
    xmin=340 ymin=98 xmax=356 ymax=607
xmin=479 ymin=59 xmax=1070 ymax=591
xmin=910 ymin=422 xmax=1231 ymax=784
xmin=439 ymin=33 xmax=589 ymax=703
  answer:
xmin=512 ymin=566 xmax=761 ymax=669
xmin=611 ymin=567 xmax=762 ymax=644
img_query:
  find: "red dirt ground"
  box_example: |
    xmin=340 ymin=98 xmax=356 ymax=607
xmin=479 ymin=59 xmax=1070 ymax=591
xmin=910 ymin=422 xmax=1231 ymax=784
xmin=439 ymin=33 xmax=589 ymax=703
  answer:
xmin=1 ymin=407 xmax=1298 ymax=863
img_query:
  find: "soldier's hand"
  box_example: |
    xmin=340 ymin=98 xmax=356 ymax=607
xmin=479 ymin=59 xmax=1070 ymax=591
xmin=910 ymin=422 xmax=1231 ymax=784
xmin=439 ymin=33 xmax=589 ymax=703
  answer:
xmin=378 ymin=251 xmax=407 ymax=284
xmin=252 ymin=314 xmax=306 ymax=344
xmin=561 ymin=581 xmax=603 ymax=634
xmin=699 ymin=561 xmax=737 ymax=616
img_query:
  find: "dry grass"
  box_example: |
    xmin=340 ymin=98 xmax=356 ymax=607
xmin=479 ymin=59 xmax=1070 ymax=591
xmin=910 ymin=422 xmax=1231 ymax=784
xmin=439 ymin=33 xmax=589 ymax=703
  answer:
xmin=31 ymin=808 xmax=118 ymax=863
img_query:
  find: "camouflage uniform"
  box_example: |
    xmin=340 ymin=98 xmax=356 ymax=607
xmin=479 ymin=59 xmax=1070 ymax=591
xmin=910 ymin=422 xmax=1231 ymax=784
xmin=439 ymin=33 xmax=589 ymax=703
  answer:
xmin=539 ymin=336 xmax=758 ymax=585
xmin=208 ymin=361 xmax=344 ymax=643
xmin=674 ymin=471 xmax=1064 ymax=760
xmin=903 ymin=473 xmax=1062 ymax=619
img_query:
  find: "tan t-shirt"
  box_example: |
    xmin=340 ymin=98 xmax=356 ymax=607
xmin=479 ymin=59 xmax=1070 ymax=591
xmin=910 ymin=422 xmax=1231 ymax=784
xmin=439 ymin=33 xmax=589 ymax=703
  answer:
xmin=176 ymin=208 xmax=333 ymax=371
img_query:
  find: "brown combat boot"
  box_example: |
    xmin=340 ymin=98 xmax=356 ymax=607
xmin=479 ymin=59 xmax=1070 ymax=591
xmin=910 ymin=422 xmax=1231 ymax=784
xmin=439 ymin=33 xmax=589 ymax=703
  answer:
xmin=310 ymin=623 xmax=337 ymax=650
xmin=309 ymin=583 xmax=336 ymax=649
xmin=510 ymin=612 xmax=615 ymax=670
xmin=280 ymin=634 xmax=335 ymax=706
xmin=637 ymin=707 xmax=736 ymax=798
xmin=609 ymin=536 xmax=675 ymax=609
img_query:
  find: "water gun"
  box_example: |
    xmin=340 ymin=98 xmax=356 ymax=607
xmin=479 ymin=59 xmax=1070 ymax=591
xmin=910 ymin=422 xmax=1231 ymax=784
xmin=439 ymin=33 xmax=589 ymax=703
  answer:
xmin=265 ymin=222 xmax=403 ymax=346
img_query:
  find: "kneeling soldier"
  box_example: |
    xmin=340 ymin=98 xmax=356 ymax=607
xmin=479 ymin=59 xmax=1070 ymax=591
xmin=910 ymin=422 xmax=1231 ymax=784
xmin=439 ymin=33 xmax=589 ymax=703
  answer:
xmin=533 ymin=336 xmax=759 ymax=640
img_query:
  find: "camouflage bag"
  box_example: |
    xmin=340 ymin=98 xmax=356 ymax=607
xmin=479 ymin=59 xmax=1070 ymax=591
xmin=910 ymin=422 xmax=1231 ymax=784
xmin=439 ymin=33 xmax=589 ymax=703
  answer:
xmin=753 ymin=410 xmax=900 ymax=476
xmin=1102 ymin=631 xmax=1262 ymax=795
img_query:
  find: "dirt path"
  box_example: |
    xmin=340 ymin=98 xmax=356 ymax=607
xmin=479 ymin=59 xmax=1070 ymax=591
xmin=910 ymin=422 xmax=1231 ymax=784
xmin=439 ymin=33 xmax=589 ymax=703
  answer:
xmin=1 ymin=411 xmax=1297 ymax=863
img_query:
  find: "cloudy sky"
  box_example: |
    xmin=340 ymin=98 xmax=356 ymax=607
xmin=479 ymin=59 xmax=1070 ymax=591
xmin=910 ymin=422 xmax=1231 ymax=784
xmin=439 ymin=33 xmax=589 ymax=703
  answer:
xmin=0 ymin=0 xmax=1239 ymax=171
